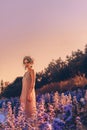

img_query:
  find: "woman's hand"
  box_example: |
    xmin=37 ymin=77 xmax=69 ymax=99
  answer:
xmin=27 ymin=93 xmax=32 ymax=102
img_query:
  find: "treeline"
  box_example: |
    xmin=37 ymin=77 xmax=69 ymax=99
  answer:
xmin=0 ymin=77 xmax=22 ymax=98
xmin=36 ymin=44 xmax=87 ymax=89
xmin=1 ymin=44 xmax=87 ymax=98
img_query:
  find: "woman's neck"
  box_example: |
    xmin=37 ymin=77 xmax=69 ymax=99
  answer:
xmin=28 ymin=67 xmax=32 ymax=72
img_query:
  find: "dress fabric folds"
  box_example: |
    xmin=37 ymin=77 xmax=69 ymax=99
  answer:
xmin=20 ymin=71 xmax=37 ymax=118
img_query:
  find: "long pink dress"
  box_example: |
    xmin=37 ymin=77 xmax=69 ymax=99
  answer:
xmin=20 ymin=71 xmax=37 ymax=119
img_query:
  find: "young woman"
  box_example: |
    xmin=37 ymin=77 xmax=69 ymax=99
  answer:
xmin=20 ymin=56 xmax=37 ymax=119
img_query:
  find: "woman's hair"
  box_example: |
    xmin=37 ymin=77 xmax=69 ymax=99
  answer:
xmin=23 ymin=56 xmax=34 ymax=65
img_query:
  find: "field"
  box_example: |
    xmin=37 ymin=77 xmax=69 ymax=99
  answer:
xmin=0 ymin=86 xmax=87 ymax=130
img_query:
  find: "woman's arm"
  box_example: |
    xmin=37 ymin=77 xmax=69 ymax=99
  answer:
xmin=27 ymin=69 xmax=36 ymax=101
xmin=30 ymin=69 xmax=36 ymax=92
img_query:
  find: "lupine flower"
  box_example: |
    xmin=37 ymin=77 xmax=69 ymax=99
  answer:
xmin=0 ymin=89 xmax=87 ymax=129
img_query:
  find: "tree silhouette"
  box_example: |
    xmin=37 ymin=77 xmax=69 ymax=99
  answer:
xmin=1 ymin=44 xmax=87 ymax=98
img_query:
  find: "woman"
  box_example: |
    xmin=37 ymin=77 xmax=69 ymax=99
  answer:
xmin=20 ymin=56 xmax=37 ymax=119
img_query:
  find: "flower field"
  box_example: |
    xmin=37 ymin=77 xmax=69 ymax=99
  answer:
xmin=0 ymin=88 xmax=87 ymax=130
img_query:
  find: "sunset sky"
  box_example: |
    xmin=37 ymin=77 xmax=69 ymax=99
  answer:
xmin=0 ymin=0 xmax=87 ymax=83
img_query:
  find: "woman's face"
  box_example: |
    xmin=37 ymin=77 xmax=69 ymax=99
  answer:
xmin=23 ymin=59 xmax=32 ymax=69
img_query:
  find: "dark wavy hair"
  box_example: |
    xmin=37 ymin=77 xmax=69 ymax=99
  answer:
xmin=23 ymin=56 xmax=34 ymax=66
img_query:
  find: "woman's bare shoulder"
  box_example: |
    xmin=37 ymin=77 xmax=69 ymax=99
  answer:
xmin=31 ymin=69 xmax=36 ymax=75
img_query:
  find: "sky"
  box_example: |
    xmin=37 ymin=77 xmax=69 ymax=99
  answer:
xmin=0 ymin=0 xmax=87 ymax=83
